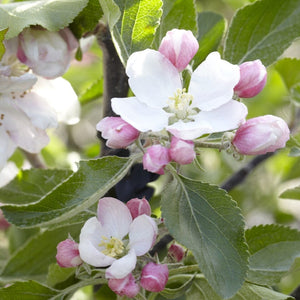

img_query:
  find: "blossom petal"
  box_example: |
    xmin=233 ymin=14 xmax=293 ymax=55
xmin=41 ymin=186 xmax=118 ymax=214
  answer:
xmin=79 ymin=217 xmax=116 ymax=267
xmin=111 ymin=97 xmax=169 ymax=132
xmin=168 ymin=100 xmax=248 ymax=140
xmin=189 ymin=52 xmax=240 ymax=111
xmin=0 ymin=128 xmax=16 ymax=170
xmin=126 ymin=49 xmax=181 ymax=108
xmin=129 ymin=215 xmax=158 ymax=256
xmin=0 ymin=161 xmax=18 ymax=187
xmin=105 ymin=249 xmax=137 ymax=279
xmin=97 ymin=197 xmax=132 ymax=239
xmin=0 ymin=72 xmax=37 ymax=94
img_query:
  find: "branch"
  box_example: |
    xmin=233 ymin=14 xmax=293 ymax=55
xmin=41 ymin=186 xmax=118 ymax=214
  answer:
xmin=22 ymin=151 xmax=46 ymax=169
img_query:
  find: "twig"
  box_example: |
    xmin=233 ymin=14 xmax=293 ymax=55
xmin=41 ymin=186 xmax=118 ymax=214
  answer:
xmin=22 ymin=150 xmax=46 ymax=169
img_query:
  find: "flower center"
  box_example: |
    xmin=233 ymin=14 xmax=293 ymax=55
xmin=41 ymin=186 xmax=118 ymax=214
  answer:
xmin=164 ymin=88 xmax=199 ymax=125
xmin=99 ymin=236 xmax=124 ymax=258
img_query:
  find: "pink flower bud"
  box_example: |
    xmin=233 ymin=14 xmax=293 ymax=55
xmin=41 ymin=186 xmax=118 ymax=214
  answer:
xmin=169 ymin=136 xmax=195 ymax=165
xmin=17 ymin=28 xmax=78 ymax=79
xmin=159 ymin=29 xmax=199 ymax=72
xmin=143 ymin=145 xmax=171 ymax=175
xmin=126 ymin=197 xmax=151 ymax=219
xmin=0 ymin=209 xmax=10 ymax=230
xmin=96 ymin=117 xmax=140 ymax=149
xmin=108 ymin=273 xmax=140 ymax=298
xmin=56 ymin=239 xmax=83 ymax=268
xmin=140 ymin=262 xmax=169 ymax=292
xmin=234 ymin=59 xmax=267 ymax=98
xmin=232 ymin=115 xmax=290 ymax=155
xmin=169 ymin=243 xmax=185 ymax=262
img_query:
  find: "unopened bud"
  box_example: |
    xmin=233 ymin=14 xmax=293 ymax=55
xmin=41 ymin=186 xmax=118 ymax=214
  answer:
xmin=169 ymin=243 xmax=185 ymax=262
xmin=232 ymin=115 xmax=290 ymax=155
xmin=159 ymin=29 xmax=199 ymax=72
xmin=96 ymin=117 xmax=139 ymax=149
xmin=56 ymin=239 xmax=83 ymax=268
xmin=0 ymin=209 xmax=10 ymax=230
xmin=126 ymin=197 xmax=151 ymax=219
xmin=169 ymin=136 xmax=195 ymax=165
xmin=108 ymin=273 xmax=139 ymax=298
xmin=234 ymin=59 xmax=267 ymax=98
xmin=140 ymin=262 xmax=169 ymax=292
xmin=143 ymin=145 xmax=171 ymax=175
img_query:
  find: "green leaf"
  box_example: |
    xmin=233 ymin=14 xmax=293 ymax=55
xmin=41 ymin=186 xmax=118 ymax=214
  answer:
xmin=0 ymin=281 xmax=58 ymax=300
xmin=245 ymin=225 xmax=300 ymax=285
xmin=193 ymin=12 xmax=226 ymax=69
xmin=0 ymin=28 xmax=8 ymax=60
xmin=161 ymin=172 xmax=248 ymax=299
xmin=69 ymin=0 xmax=103 ymax=39
xmin=280 ymin=186 xmax=300 ymax=200
xmin=46 ymin=263 xmax=76 ymax=288
xmin=79 ymin=78 xmax=104 ymax=103
xmin=0 ymin=0 xmax=89 ymax=39
xmin=1 ymin=157 xmax=134 ymax=228
xmin=224 ymin=0 xmax=300 ymax=65
xmin=99 ymin=0 xmax=163 ymax=64
xmin=275 ymin=58 xmax=300 ymax=90
xmin=0 ymin=223 xmax=82 ymax=281
xmin=153 ymin=0 xmax=197 ymax=48
xmin=0 ymin=169 xmax=72 ymax=205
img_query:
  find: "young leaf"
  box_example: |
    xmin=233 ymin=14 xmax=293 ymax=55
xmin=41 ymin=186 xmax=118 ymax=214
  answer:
xmin=280 ymin=187 xmax=300 ymax=200
xmin=0 ymin=0 xmax=89 ymax=39
xmin=245 ymin=225 xmax=300 ymax=285
xmin=153 ymin=0 xmax=197 ymax=48
xmin=161 ymin=172 xmax=248 ymax=299
xmin=193 ymin=12 xmax=226 ymax=69
xmin=0 ymin=29 xmax=8 ymax=60
xmin=224 ymin=0 xmax=300 ymax=66
xmin=0 ymin=169 xmax=72 ymax=205
xmin=79 ymin=78 xmax=104 ymax=104
xmin=275 ymin=58 xmax=300 ymax=90
xmin=0 ymin=223 xmax=82 ymax=282
xmin=1 ymin=157 xmax=134 ymax=228
xmin=99 ymin=0 xmax=163 ymax=64
xmin=46 ymin=263 xmax=76 ymax=288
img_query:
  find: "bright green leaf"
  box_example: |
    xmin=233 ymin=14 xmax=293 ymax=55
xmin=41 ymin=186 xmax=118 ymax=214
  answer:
xmin=79 ymin=78 xmax=104 ymax=103
xmin=0 ymin=169 xmax=72 ymax=205
xmin=280 ymin=187 xmax=300 ymax=200
xmin=0 ymin=0 xmax=89 ymax=39
xmin=193 ymin=12 xmax=226 ymax=68
xmin=0 ymin=223 xmax=82 ymax=281
xmin=245 ymin=225 xmax=300 ymax=285
xmin=161 ymin=172 xmax=248 ymax=299
xmin=1 ymin=157 xmax=134 ymax=228
xmin=275 ymin=58 xmax=300 ymax=90
xmin=224 ymin=0 xmax=300 ymax=65
xmin=0 ymin=28 xmax=8 ymax=60
xmin=99 ymin=0 xmax=162 ymax=64
xmin=153 ymin=0 xmax=197 ymax=48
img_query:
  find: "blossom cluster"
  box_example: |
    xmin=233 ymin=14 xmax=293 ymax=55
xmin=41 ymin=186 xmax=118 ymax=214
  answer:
xmin=97 ymin=29 xmax=290 ymax=174
xmin=0 ymin=27 xmax=80 ymax=171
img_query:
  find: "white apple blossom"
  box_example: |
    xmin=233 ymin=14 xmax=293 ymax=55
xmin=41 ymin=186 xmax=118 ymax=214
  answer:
xmin=78 ymin=197 xmax=157 ymax=279
xmin=111 ymin=49 xmax=248 ymax=140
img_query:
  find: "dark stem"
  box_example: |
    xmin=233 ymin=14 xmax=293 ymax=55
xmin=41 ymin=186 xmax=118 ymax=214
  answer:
xmin=22 ymin=151 xmax=46 ymax=169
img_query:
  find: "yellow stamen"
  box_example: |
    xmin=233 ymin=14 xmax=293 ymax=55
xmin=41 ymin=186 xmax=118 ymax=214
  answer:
xmin=99 ymin=236 xmax=124 ymax=257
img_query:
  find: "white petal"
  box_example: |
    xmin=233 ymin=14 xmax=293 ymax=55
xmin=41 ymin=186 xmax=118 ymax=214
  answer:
xmin=105 ymin=249 xmax=137 ymax=279
xmin=111 ymin=97 xmax=169 ymax=132
xmin=0 ymin=161 xmax=18 ymax=187
xmin=129 ymin=215 xmax=158 ymax=256
xmin=189 ymin=52 xmax=240 ymax=111
xmin=30 ymin=77 xmax=80 ymax=125
xmin=97 ymin=197 xmax=132 ymax=239
xmin=0 ymin=128 xmax=16 ymax=170
xmin=0 ymin=72 xmax=37 ymax=94
xmin=127 ymin=49 xmax=181 ymax=108
xmin=79 ymin=217 xmax=116 ymax=267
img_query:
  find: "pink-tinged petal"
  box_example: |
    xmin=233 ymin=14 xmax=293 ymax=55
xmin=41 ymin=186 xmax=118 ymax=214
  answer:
xmin=108 ymin=273 xmax=140 ymax=298
xmin=30 ymin=77 xmax=80 ymax=125
xmin=0 ymin=73 xmax=37 ymax=94
xmin=168 ymin=243 xmax=185 ymax=262
xmin=97 ymin=197 xmax=132 ymax=239
xmin=126 ymin=49 xmax=181 ymax=108
xmin=0 ymin=129 xmax=16 ymax=170
xmin=129 ymin=215 xmax=158 ymax=256
xmin=159 ymin=29 xmax=199 ymax=71
xmin=111 ymin=97 xmax=169 ymax=132
xmin=126 ymin=197 xmax=151 ymax=219
xmin=189 ymin=52 xmax=240 ymax=111
xmin=169 ymin=136 xmax=195 ymax=165
xmin=56 ymin=239 xmax=83 ymax=268
xmin=105 ymin=249 xmax=137 ymax=279
xmin=79 ymin=217 xmax=116 ymax=267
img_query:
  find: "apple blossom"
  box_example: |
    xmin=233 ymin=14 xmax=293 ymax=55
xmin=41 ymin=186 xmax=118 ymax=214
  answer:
xmin=108 ymin=273 xmax=140 ymax=298
xmin=126 ymin=197 xmax=151 ymax=219
xmin=159 ymin=29 xmax=199 ymax=71
xmin=169 ymin=136 xmax=195 ymax=165
xmin=234 ymin=59 xmax=267 ymax=98
xmin=56 ymin=239 xmax=83 ymax=268
xmin=232 ymin=115 xmax=290 ymax=155
xmin=111 ymin=47 xmax=247 ymax=140
xmin=140 ymin=262 xmax=169 ymax=292
xmin=169 ymin=243 xmax=185 ymax=262
xmin=17 ymin=27 xmax=78 ymax=79
xmin=143 ymin=145 xmax=171 ymax=175
xmin=96 ymin=117 xmax=139 ymax=149
xmin=78 ymin=197 xmax=157 ymax=279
